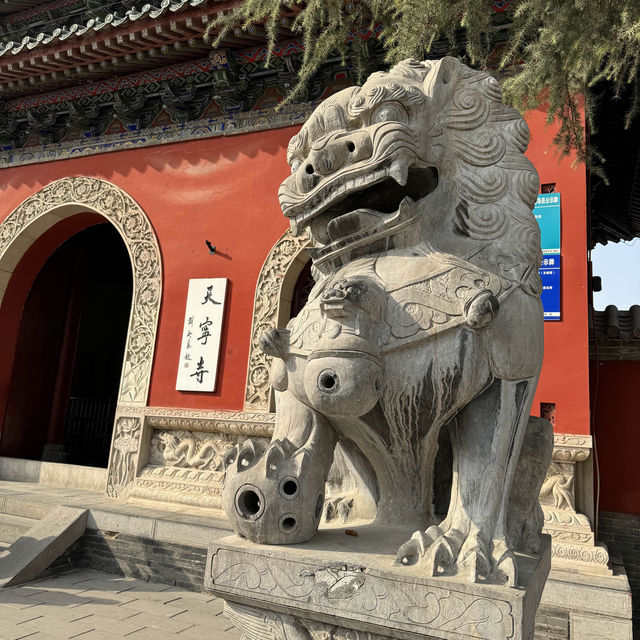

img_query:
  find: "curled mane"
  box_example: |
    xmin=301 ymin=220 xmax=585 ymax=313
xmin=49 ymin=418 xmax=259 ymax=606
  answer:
xmin=442 ymin=63 xmax=542 ymax=295
xmin=370 ymin=58 xmax=543 ymax=295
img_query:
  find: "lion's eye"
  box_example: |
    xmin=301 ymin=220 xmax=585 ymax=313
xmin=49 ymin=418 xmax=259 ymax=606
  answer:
xmin=371 ymin=102 xmax=408 ymax=125
xmin=290 ymin=158 xmax=302 ymax=174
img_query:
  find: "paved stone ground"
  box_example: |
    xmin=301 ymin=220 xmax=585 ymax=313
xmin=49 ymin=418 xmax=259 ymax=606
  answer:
xmin=0 ymin=569 xmax=241 ymax=640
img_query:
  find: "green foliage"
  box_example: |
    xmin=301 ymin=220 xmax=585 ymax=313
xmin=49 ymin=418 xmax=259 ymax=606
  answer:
xmin=208 ymin=0 xmax=640 ymax=165
xmin=502 ymin=0 xmax=640 ymax=167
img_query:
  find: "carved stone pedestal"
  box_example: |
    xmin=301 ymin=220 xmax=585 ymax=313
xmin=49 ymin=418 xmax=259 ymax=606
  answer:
xmin=205 ymin=527 xmax=551 ymax=640
xmin=535 ymin=434 xmax=633 ymax=639
xmin=541 ymin=434 xmax=610 ymax=575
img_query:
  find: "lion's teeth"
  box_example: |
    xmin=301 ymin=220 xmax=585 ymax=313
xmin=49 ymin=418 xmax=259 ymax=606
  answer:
xmin=389 ymin=160 xmax=408 ymax=186
xmin=398 ymin=196 xmax=415 ymax=217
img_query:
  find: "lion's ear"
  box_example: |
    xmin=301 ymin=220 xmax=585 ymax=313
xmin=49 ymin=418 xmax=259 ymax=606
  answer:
xmin=423 ymin=57 xmax=460 ymax=107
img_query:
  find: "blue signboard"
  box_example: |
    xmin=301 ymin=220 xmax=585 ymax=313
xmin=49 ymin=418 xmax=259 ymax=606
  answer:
xmin=540 ymin=258 xmax=561 ymax=320
xmin=533 ymin=193 xmax=561 ymax=321
xmin=534 ymin=193 xmax=561 ymax=254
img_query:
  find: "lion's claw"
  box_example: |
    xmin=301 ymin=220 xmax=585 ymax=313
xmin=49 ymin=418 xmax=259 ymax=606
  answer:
xmin=425 ymin=535 xmax=458 ymax=575
xmin=458 ymin=536 xmax=493 ymax=582
xmin=495 ymin=547 xmax=518 ymax=587
xmin=394 ymin=530 xmax=429 ymax=566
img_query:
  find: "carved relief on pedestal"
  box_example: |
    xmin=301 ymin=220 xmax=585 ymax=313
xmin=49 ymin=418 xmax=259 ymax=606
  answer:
xmin=151 ymin=429 xmax=236 ymax=470
xmin=132 ymin=429 xmax=243 ymax=509
xmin=244 ymin=230 xmax=310 ymax=412
xmin=124 ymin=408 xmax=274 ymax=508
xmin=541 ymin=433 xmax=611 ymax=573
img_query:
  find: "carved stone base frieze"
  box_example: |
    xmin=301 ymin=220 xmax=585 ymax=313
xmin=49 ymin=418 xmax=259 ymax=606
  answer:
xmin=130 ymin=467 xmax=225 ymax=509
xmin=144 ymin=407 xmax=275 ymax=437
xmin=206 ymin=528 xmax=551 ymax=640
xmin=224 ymin=600 xmax=393 ymax=640
xmin=540 ymin=434 xmax=611 ymax=575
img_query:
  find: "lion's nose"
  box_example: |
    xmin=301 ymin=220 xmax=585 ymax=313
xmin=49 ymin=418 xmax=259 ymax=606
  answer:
xmin=295 ymin=132 xmax=373 ymax=193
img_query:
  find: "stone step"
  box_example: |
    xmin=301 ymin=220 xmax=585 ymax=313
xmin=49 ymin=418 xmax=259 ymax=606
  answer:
xmin=0 ymin=513 xmax=38 ymax=545
xmin=0 ymin=495 xmax=55 ymax=520
xmin=0 ymin=506 xmax=87 ymax=587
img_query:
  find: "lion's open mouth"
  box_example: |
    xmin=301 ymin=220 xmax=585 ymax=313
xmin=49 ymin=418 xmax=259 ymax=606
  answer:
xmin=308 ymin=166 xmax=438 ymax=245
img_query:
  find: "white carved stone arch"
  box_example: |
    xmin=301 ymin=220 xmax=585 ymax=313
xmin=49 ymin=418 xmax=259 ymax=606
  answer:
xmin=0 ymin=176 xmax=162 ymax=409
xmin=244 ymin=229 xmax=310 ymax=412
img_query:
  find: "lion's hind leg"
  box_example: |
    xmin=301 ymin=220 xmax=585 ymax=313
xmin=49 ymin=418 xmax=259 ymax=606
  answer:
xmin=395 ymin=377 xmax=538 ymax=585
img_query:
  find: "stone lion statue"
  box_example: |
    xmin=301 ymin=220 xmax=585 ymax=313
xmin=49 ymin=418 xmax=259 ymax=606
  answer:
xmin=223 ymin=57 xmax=553 ymax=586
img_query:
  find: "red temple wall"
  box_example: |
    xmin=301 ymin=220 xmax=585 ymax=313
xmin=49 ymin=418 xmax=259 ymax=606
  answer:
xmin=525 ymin=106 xmax=590 ymax=436
xmin=0 ymin=128 xmax=292 ymax=416
xmin=0 ymin=112 xmax=589 ymax=434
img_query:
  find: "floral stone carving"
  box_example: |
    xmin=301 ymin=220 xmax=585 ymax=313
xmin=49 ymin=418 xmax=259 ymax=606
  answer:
xmin=106 ymin=416 xmax=142 ymax=498
xmin=214 ymin=57 xmax=552 ymax=640
xmin=244 ymin=230 xmax=310 ymax=412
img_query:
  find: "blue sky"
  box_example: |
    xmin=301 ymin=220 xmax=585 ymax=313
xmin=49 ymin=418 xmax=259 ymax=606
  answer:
xmin=592 ymin=238 xmax=640 ymax=310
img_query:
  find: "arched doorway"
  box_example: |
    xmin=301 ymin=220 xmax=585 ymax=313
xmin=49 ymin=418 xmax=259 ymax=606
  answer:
xmin=1 ymin=224 xmax=132 ymax=466
xmin=0 ymin=177 xmax=162 ymax=495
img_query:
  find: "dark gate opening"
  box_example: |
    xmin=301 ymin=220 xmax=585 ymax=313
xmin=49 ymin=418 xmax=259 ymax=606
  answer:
xmin=290 ymin=258 xmax=314 ymax=319
xmin=1 ymin=223 xmax=132 ymax=468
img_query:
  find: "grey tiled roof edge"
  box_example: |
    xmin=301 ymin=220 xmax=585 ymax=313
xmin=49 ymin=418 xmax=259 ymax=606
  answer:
xmin=0 ymin=0 xmax=212 ymax=57
xmin=590 ymin=304 xmax=640 ymax=360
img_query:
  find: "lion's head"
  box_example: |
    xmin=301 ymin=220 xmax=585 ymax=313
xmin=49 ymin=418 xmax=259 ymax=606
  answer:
xmin=278 ymin=57 xmax=541 ymax=294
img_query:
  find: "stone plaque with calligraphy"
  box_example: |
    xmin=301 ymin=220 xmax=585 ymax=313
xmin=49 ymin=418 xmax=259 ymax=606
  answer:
xmin=176 ymin=278 xmax=227 ymax=392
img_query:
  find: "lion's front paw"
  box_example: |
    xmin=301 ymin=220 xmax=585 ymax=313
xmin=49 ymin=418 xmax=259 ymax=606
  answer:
xmin=395 ymin=526 xmax=499 ymax=583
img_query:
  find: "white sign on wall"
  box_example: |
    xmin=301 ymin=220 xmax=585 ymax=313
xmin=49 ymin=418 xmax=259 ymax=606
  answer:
xmin=176 ymin=278 xmax=227 ymax=392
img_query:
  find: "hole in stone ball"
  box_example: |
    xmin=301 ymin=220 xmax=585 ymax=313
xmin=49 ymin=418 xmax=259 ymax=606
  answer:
xmin=282 ymin=517 xmax=296 ymax=531
xmin=282 ymin=479 xmax=298 ymax=496
xmin=306 ymin=164 xmax=314 ymax=174
xmin=347 ymin=141 xmax=355 ymax=152
xmin=319 ymin=371 xmax=337 ymax=390
xmin=237 ymin=490 xmax=261 ymax=518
